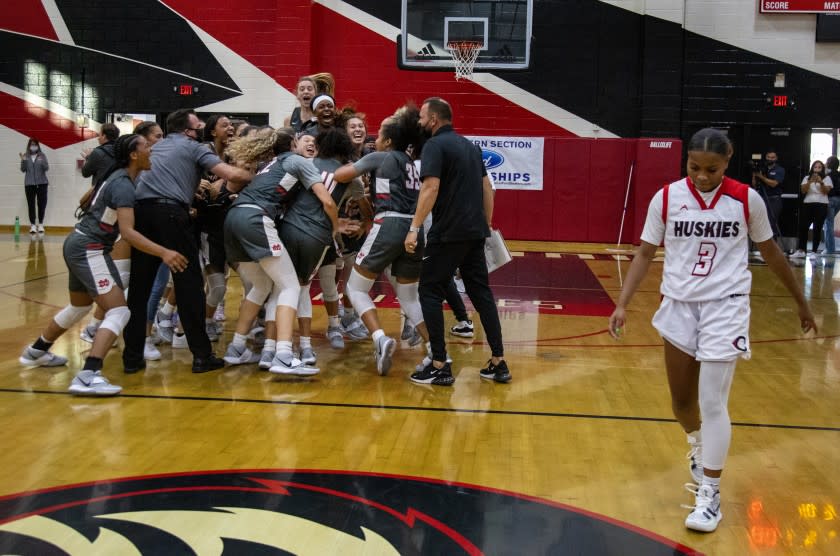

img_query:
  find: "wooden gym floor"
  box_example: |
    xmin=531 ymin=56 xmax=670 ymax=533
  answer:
xmin=0 ymin=234 xmax=837 ymax=555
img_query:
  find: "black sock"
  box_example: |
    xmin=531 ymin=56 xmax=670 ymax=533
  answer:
xmin=83 ymin=356 xmax=103 ymax=371
xmin=32 ymin=336 xmax=53 ymax=351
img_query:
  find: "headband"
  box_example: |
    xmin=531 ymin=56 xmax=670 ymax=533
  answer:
xmin=311 ymin=94 xmax=335 ymax=110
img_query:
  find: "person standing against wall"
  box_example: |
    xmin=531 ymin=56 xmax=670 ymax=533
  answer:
xmin=752 ymin=150 xmax=785 ymax=243
xmin=823 ymin=156 xmax=840 ymax=255
xmin=405 ymin=97 xmax=511 ymax=386
xmin=19 ymin=138 xmax=49 ymax=234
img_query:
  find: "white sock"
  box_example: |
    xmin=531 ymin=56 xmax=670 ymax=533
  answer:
xmin=701 ymin=476 xmax=720 ymax=489
xmin=372 ymin=329 xmax=385 ymax=342
xmin=232 ymin=333 xmax=248 ymax=347
xmin=277 ymin=340 xmax=293 ymax=357
xmin=329 ymin=315 xmax=340 ymax=327
xmin=161 ymin=302 xmax=175 ymax=316
xmin=300 ymin=336 xmax=312 ymax=349
xmin=263 ymin=339 xmax=276 ymax=352
xmin=345 ymin=308 xmax=356 ymax=318
xmin=90 ymin=317 xmax=103 ymax=327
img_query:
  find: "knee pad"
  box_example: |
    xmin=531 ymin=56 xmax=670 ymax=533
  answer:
xmin=297 ymin=283 xmax=313 ymax=318
xmin=54 ymin=304 xmax=93 ymax=329
xmin=394 ymin=281 xmax=423 ymax=327
xmin=317 ymin=264 xmax=340 ymax=302
xmin=346 ymin=270 xmax=376 ymax=317
xmin=205 ymin=272 xmax=226 ymax=307
xmin=114 ymin=259 xmax=131 ymax=290
xmin=99 ymin=305 xmax=131 ymax=336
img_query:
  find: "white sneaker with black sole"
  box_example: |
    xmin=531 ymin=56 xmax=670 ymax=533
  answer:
xmin=684 ymin=483 xmax=722 ymax=532
xmin=68 ymin=370 xmax=122 ymax=396
xmin=450 ymin=320 xmax=474 ymax=338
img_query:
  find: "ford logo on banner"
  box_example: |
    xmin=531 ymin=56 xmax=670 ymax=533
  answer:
xmin=483 ymin=150 xmax=505 ymax=169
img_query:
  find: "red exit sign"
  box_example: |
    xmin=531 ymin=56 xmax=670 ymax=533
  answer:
xmin=773 ymin=95 xmax=788 ymax=107
xmin=761 ymin=1 xmax=840 ymax=13
xmin=179 ymin=84 xmax=193 ymax=96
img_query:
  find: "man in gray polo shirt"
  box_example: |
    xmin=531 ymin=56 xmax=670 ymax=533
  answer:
xmin=123 ymin=109 xmax=251 ymax=374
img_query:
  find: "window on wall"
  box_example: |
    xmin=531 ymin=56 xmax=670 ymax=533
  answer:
xmin=810 ymin=129 xmax=834 ymax=165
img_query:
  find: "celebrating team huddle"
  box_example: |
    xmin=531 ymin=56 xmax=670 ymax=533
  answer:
xmin=18 ymin=76 xmax=512 ymax=397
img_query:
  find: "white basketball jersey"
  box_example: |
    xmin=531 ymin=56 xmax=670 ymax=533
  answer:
xmin=654 ymin=176 xmax=752 ymax=301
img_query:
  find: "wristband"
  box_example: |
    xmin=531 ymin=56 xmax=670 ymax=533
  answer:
xmin=409 ymin=226 xmax=420 ymax=233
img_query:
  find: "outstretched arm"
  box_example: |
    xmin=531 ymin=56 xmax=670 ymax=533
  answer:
xmin=608 ymin=241 xmax=659 ymax=338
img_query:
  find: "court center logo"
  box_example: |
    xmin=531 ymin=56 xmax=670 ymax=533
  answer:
xmin=0 ymin=470 xmax=701 ymax=555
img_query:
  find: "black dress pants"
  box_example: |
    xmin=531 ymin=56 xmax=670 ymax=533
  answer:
xmin=419 ymin=239 xmax=504 ymax=363
xmin=123 ymin=200 xmax=212 ymax=366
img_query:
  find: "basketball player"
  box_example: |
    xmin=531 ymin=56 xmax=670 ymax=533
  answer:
xmin=20 ymin=134 xmax=188 ymax=395
xmin=608 ymin=128 xmax=817 ymax=533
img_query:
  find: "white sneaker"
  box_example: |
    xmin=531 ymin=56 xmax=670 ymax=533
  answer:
xmin=29 ymin=224 xmax=37 ymax=235
xmin=450 ymin=319 xmax=474 ymax=338
xmin=341 ymin=315 xmax=368 ymax=341
xmin=269 ymin=354 xmax=319 ymax=376
xmin=36 ymin=224 xmax=45 ymax=233
xmin=374 ymin=335 xmax=396 ymax=376
xmin=213 ymin=302 xmax=226 ymax=321
xmin=68 ymin=370 xmax=121 ymax=396
xmin=154 ymin=310 xmax=175 ymax=343
xmin=326 ymin=325 xmax=345 ymax=349
xmin=205 ymin=321 xmax=220 ymax=342
xmin=144 ymin=339 xmax=162 ymax=361
xmin=258 ymin=348 xmax=275 ymax=370
xmin=171 ymin=332 xmax=188 ymax=349
xmin=790 ymin=249 xmax=807 ymax=259
xmin=454 ymin=276 xmax=465 ymax=293
xmin=80 ymin=322 xmax=99 ymax=344
xmin=687 ymin=436 xmax=703 ymax=484
xmin=19 ymin=346 xmax=68 ymax=367
xmin=300 ymin=346 xmax=317 ymax=365
xmin=684 ymin=483 xmax=722 ymax=532
xmin=224 ymin=343 xmax=259 ymax=365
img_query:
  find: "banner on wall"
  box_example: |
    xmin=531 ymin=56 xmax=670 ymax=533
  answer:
xmin=760 ymin=1 xmax=840 ymax=13
xmin=466 ymin=136 xmax=544 ymax=191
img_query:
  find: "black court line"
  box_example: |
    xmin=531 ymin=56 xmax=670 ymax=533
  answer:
xmin=1 ymin=388 xmax=837 ymax=432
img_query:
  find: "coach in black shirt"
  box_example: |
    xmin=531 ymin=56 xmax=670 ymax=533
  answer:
xmin=123 ymin=109 xmax=251 ymax=374
xmin=404 ymin=97 xmax=511 ymax=386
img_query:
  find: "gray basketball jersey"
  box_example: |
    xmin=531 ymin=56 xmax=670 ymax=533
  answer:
xmin=75 ymin=168 xmax=136 ymax=249
xmin=233 ymin=152 xmax=321 ymax=220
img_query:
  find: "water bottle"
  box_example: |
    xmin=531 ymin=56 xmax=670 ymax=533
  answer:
xmin=13 ymin=216 xmax=20 ymax=242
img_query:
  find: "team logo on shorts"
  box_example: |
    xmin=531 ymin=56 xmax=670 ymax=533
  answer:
xmin=271 ymin=243 xmax=282 ymax=252
xmin=0 ymin=470 xmax=698 ymax=555
xmin=97 ymin=278 xmax=110 ymax=288
xmin=732 ymin=336 xmax=748 ymax=352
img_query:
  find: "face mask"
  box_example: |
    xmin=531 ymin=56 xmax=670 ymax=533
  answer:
xmin=29 ymin=146 xmax=38 ymax=153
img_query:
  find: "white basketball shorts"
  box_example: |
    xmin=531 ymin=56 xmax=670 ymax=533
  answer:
xmin=652 ymin=295 xmax=751 ymax=361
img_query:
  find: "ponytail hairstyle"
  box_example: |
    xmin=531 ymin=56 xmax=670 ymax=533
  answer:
xmin=686 ymin=128 xmax=733 ymax=158
xmin=309 ymin=72 xmax=335 ymax=96
xmin=380 ymin=104 xmax=421 ymax=153
xmin=77 ymin=133 xmax=141 ymax=218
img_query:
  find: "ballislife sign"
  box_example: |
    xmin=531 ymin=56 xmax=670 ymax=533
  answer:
xmin=467 ymin=136 xmax=545 ymax=191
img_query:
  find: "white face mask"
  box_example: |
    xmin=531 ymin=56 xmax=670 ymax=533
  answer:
xmin=29 ymin=146 xmax=38 ymax=153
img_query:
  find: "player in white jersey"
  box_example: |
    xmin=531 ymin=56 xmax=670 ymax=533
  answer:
xmin=608 ymin=128 xmax=817 ymax=533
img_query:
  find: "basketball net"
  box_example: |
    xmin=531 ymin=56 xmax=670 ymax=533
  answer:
xmin=448 ymin=41 xmax=481 ymax=80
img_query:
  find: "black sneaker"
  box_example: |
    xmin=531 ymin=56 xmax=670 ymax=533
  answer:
xmin=410 ymin=362 xmax=455 ymax=386
xmin=192 ymin=355 xmax=225 ymax=373
xmin=450 ymin=319 xmax=474 ymax=338
xmin=479 ymin=359 xmax=512 ymax=383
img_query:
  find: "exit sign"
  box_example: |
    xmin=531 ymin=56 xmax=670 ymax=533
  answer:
xmin=773 ymin=95 xmax=788 ymax=107
xmin=179 ymin=84 xmax=193 ymax=96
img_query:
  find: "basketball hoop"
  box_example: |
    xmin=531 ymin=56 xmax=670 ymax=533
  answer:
xmin=447 ymin=40 xmax=481 ymax=80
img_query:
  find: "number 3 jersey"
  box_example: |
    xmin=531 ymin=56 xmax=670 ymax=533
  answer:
xmin=641 ymin=176 xmax=773 ymax=301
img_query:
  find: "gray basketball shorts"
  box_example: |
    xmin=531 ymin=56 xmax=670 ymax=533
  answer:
xmin=63 ymin=232 xmax=122 ymax=297
xmin=224 ymin=205 xmax=286 ymax=263
xmin=355 ymin=216 xmax=424 ymax=279
xmin=279 ymin=223 xmax=330 ymax=284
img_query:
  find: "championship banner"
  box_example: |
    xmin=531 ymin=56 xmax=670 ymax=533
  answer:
xmin=466 ymin=136 xmax=544 ymax=191
xmin=760 ymin=1 xmax=840 ymax=13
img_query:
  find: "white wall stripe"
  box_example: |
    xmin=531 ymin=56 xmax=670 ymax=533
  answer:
xmin=40 ymin=0 xmax=75 ymax=45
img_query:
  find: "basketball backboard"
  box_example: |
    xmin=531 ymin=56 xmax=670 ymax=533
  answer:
xmin=398 ymin=0 xmax=533 ymax=71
